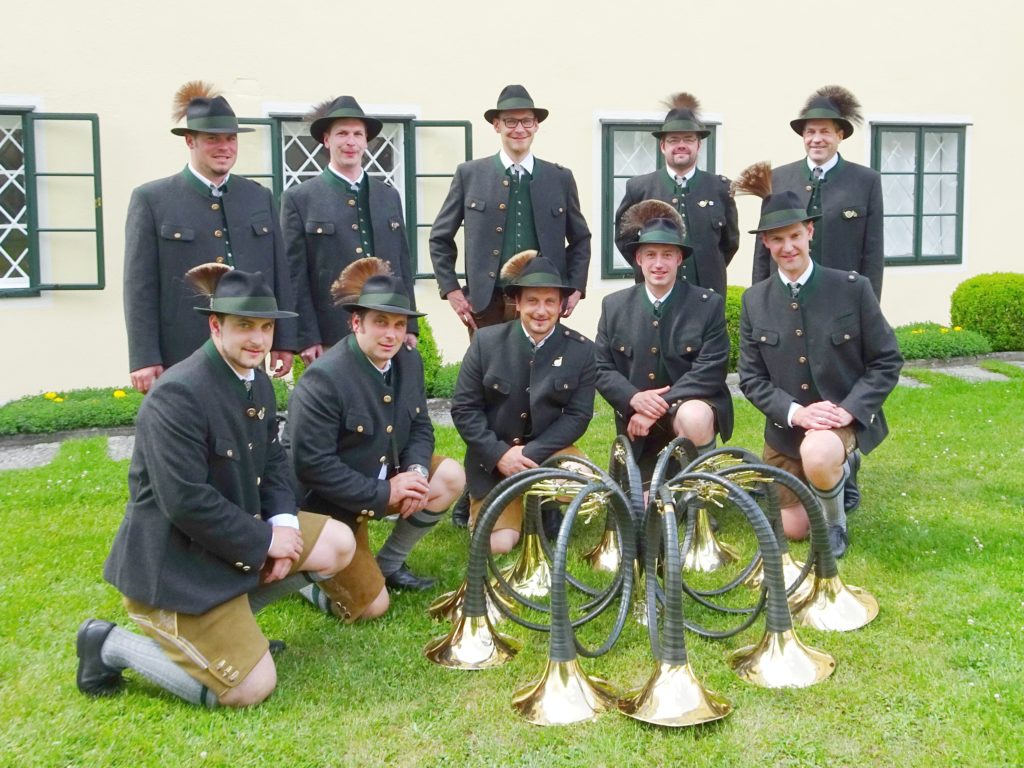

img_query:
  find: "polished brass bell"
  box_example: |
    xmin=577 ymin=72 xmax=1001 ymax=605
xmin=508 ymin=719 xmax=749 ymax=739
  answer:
xmin=683 ymin=506 xmax=739 ymax=573
xmin=744 ymin=552 xmax=813 ymax=607
xmin=500 ymin=532 xmax=551 ymax=599
xmin=423 ymin=614 xmax=521 ymax=670
xmin=583 ymin=527 xmax=621 ymax=573
xmin=791 ymin=575 xmax=879 ymax=632
xmin=427 ymin=579 xmax=514 ymax=626
xmin=619 ymin=662 xmax=732 ymax=727
xmin=511 ymin=659 xmax=619 ymax=725
xmin=728 ymin=628 xmax=835 ymax=688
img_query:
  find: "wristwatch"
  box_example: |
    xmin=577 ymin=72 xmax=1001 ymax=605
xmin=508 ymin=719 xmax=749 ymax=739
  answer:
xmin=407 ymin=463 xmax=429 ymax=479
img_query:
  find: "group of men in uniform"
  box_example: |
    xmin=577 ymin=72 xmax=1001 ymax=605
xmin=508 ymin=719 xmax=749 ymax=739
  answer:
xmin=78 ymin=80 xmax=900 ymax=709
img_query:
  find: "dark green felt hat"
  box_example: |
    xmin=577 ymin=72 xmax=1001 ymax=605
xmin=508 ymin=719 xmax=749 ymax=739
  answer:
xmin=171 ymin=96 xmax=253 ymax=136
xmin=309 ymin=96 xmax=384 ymax=144
xmin=790 ymin=85 xmax=862 ymax=138
xmin=502 ymin=251 xmax=571 ymax=295
xmin=619 ymin=200 xmax=692 ymax=258
xmin=749 ymin=191 xmax=820 ymax=234
xmin=193 ymin=268 xmax=296 ymax=318
xmin=652 ymin=108 xmax=710 ymax=139
xmin=341 ymin=274 xmax=424 ymax=317
xmin=484 ymin=84 xmax=549 ymax=124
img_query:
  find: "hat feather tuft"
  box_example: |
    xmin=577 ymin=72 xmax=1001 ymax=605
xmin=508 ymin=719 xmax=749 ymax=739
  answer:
xmin=185 ymin=262 xmax=232 ymax=297
xmin=619 ymin=200 xmax=683 ymax=238
xmin=661 ymin=91 xmax=701 ymax=115
xmin=172 ymin=81 xmax=219 ymax=122
xmin=305 ymin=98 xmax=337 ymax=124
xmin=731 ymin=161 xmax=773 ymax=200
xmin=331 ymin=257 xmax=391 ymax=305
xmin=499 ymin=250 xmax=539 ymax=282
xmin=808 ymin=84 xmax=862 ymax=125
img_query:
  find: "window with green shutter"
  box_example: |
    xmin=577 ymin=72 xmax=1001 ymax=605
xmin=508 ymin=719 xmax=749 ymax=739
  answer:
xmin=0 ymin=110 xmax=104 ymax=297
xmin=871 ymin=124 xmax=966 ymax=266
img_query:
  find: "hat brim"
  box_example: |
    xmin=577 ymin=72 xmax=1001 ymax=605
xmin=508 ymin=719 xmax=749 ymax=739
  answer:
xmin=623 ymin=239 xmax=694 ymax=258
xmin=310 ymin=115 xmax=384 ymax=144
xmin=194 ymin=307 xmax=298 ymax=319
xmin=748 ymin=211 xmax=822 ymax=234
xmin=790 ymin=118 xmax=855 ymax=138
xmin=652 ymin=129 xmax=710 ymax=139
xmin=171 ymin=126 xmax=255 ymax=136
xmin=339 ymin=301 xmax=425 ymax=318
xmin=484 ymin=107 xmax=549 ymax=124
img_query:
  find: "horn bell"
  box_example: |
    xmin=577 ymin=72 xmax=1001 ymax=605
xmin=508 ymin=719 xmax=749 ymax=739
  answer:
xmin=583 ymin=527 xmax=622 ymax=573
xmin=500 ymin=531 xmax=551 ymax=598
xmin=619 ymin=662 xmax=732 ymax=727
xmin=743 ymin=552 xmax=814 ymax=607
xmin=423 ymin=614 xmax=521 ymax=670
xmin=791 ymin=575 xmax=879 ymax=632
xmin=683 ymin=507 xmax=740 ymax=573
xmin=427 ymin=578 xmax=515 ymax=626
xmin=728 ymin=628 xmax=835 ymax=688
xmin=511 ymin=659 xmax=619 ymax=726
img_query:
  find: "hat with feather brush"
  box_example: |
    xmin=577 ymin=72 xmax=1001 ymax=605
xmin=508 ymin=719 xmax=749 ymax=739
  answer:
xmin=731 ymin=161 xmax=821 ymax=234
xmin=188 ymin=263 xmax=296 ymax=318
xmin=500 ymin=250 xmax=572 ymax=296
xmin=170 ymin=81 xmax=253 ymax=136
xmin=331 ymin=257 xmax=423 ymax=317
xmin=790 ymin=85 xmax=863 ymax=137
xmin=652 ymin=92 xmax=711 ymax=139
xmin=618 ymin=199 xmax=692 ymax=258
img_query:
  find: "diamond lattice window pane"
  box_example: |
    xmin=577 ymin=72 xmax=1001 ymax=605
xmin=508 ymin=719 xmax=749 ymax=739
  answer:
xmin=614 ymin=131 xmax=657 ymax=176
xmin=281 ymin=121 xmax=326 ymax=190
xmin=879 ymin=131 xmax=916 ymax=173
xmin=364 ymin=124 xmax=404 ymax=198
xmin=923 ymin=174 xmax=958 ymax=215
xmin=881 ymin=174 xmax=915 ymax=216
xmin=0 ymin=115 xmax=27 ymax=287
xmin=924 ymin=132 xmax=959 ymax=173
xmin=883 ymin=217 xmax=914 ymax=258
xmin=922 ymin=215 xmax=956 ymax=256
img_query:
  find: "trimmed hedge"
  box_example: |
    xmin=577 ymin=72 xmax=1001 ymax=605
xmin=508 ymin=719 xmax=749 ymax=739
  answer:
xmin=950 ymin=273 xmax=1024 ymax=352
xmin=725 ymin=285 xmax=745 ymax=373
xmin=415 ymin=317 xmax=445 ymax=397
xmin=894 ymin=322 xmax=991 ymax=360
xmin=0 ymin=388 xmax=142 ymax=436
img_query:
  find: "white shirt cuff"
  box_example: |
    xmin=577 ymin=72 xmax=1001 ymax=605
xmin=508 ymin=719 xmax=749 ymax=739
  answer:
xmin=787 ymin=402 xmax=801 ymax=428
xmin=268 ymin=513 xmax=300 ymax=530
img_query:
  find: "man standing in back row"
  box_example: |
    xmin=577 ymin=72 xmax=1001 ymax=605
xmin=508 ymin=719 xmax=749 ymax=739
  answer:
xmin=124 ymin=81 xmax=296 ymax=393
xmin=614 ymin=93 xmax=738 ymax=297
xmin=430 ymin=84 xmax=591 ymax=331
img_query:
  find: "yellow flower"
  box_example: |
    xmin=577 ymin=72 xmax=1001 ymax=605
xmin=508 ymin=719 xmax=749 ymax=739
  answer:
xmin=940 ymin=327 xmax=950 ymax=334
xmin=911 ymin=329 xmax=925 ymax=335
xmin=54 ymin=397 xmax=65 ymax=403
xmin=44 ymin=392 xmax=58 ymax=400
xmin=953 ymin=326 xmax=962 ymax=331
xmin=113 ymin=390 xmax=127 ymax=399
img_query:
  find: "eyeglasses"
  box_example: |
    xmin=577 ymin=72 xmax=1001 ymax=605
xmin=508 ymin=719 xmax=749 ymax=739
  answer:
xmin=502 ymin=117 xmax=537 ymax=129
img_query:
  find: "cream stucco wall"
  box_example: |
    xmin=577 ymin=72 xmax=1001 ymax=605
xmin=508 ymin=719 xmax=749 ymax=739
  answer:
xmin=2 ymin=0 xmax=1020 ymax=403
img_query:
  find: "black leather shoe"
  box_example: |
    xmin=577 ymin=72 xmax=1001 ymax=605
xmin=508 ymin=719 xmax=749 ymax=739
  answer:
xmin=268 ymin=640 xmax=286 ymax=657
xmin=384 ymin=564 xmax=437 ymax=591
xmin=828 ymin=525 xmax=850 ymax=559
xmin=76 ymin=619 xmax=122 ymax=696
xmin=451 ymin=490 xmax=470 ymax=529
xmin=844 ymin=452 xmax=862 ymax=513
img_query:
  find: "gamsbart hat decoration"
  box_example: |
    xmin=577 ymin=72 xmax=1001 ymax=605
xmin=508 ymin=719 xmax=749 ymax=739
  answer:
xmin=332 ymin=257 xmax=424 ymax=317
xmin=308 ymin=95 xmax=384 ymax=144
xmin=652 ymin=92 xmax=711 ymax=139
xmin=188 ymin=263 xmax=297 ymax=318
xmin=619 ymin=200 xmax=692 ymax=258
xmin=484 ymin=84 xmax=549 ymax=124
xmin=731 ymin=161 xmax=821 ymax=234
xmin=170 ymin=81 xmax=254 ymax=136
xmin=790 ymin=85 xmax=863 ymax=138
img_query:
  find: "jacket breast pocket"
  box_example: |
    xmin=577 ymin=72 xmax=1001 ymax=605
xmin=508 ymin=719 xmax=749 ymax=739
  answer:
xmin=753 ymin=328 xmax=779 ymax=347
xmin=305 ymin=221 xmax=336 ymax=236
xmin=482 ymin=372 xmax=510 ymax=401
xmin=160 ymin=224 xmax=195 ymax=242
xmin=344 ymin=412 xmax=375 ymax=437
xmin=250 ymin=213 xmax=274 ymax=237
xmin=388 ymin=215 xmax=403 ymax=233
xmin=830 ymin=314 xmax=859 ymax=346
xmin=711 ymin=217 xmax=725 ymax=231
xmin=552 ymin=374 xmax=579 ymax=403
xmin=551 ymin=204 xmax=567 ymax=218
xmin=679 ymin=338 xmax=703 ymax=357
xmin=212 ymin=437 xmax=238 ymax=462
xmin=466 ymin=198 xmax=487 ymax=214
xmin=610 ymin=337 xmax=633 ymax=360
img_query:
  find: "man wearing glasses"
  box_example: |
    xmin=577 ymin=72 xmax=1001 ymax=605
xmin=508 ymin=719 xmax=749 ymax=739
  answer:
xmin=430 ymin=84 xmax=591 ymax=332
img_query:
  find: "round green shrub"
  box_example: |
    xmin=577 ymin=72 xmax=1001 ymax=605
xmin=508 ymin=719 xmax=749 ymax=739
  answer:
xmin=415 ymin=317 xmax=443 ymax=394
xmin=950 ymin=273 xmax=1024 ymax=352
xmin=430 ymin=362 xmax=461 ymax=399
xmin=894 ymin=322 xmax=992 ymax=360
xmin=724 ymin=285 xmax=745 ymax=373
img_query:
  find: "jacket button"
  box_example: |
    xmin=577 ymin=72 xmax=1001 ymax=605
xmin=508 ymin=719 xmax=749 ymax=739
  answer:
xmin=348 ymin=199 xmax=356 ymax=206
xmin=647 ymin=373 xmax=656 ymax=380
xmin=470 ymin=202 xmax=476 ymax=208
xmin=316 ymin=227 xmax=323 ymax=234
xmin=799 ymin=356 xmax=807 ymax=363
xmin=499 ymin=203 xmax=507 ymax=210
xmin=214 ymin=229 xmax=223 ymax=238
xmin=563 ymin=383 xmax=569 ymax=389
xmin=246 ymin=407 xmax=256 ymax=417
xmin=791 ymin=302 xmax=799 ymax=310
xmin=492 ymin=249 xmax=500 ymax=256
xmin=243 ymin=565 xmax=251 ymax=572
xmin=416 ymin=407 xmax=421 ymax=414
xmin=672 ymin=198 xmax=678 ymax=204
xmin=226 ymin=449 xmax=234 ymax=458
xmin=650 ymin=347 xmax=658 ymax=354
xmin=844 ymin=333 xmax=851 ymax=340
xmin=368 ymin=510 xmax=375 ymax=517
xmin=355 ymin=247 xmax=363 ymax=254
xmin=357 ymin=425 xmax=364 ymax=432
xmin=652 ymin=320 xmax=659 ymax=327
xmin=795 ymin=329 xmax=804 ymax=337
xmin=211 ymin=203 xmax=220 ymax=211
xmin=174 ymin=232 xmax=182 ymax=239
xmin=686 ymin=346 xmax=693 ymax=353
xmin=493 ymin=383 xmax=499 ymax=389
xmin=383 ymin=394 xmax=392 ymax=403
xmin=489 ymin=271 xmax=496 ymax=278
xmin=806 ymin=185 xmax=813 ymax=191
xmin=216 ymin=256 xmax=225 ymax=263
xmin=760 ymin=336 xmax=767 ymax=342
xmin=248 ymin=442 xmax=253 ymax=450
xmin=386 ymin=425 xmax=393 ymax=433
xmin=380 ymin=456 xmax=386 ymax=463
xmin=619 ymin=346 xmax=625 ymax=352
xmin=352 ymin=223 xmax=359 ymax=230
xmin=801 ymin=383 xmax=810 ymax=390
xmin=235 ymin=562 xmax=243 ymax=568
xmin=496 ymin=226 xmax=503 ymax=233
xmin=558 ymin=207 xmax=564 ymax=213
xmin=257 ymin=476 xmax=261 ymax=486
xmin=262 ymin=226 xmax=269 ymax=233
xmin=502 ymin=180 xmax=509 ymax=187
xmin=520 ymin=412 xmax=527 ymax=419
xmin=512 ymin=438 xmax=521 ymax=445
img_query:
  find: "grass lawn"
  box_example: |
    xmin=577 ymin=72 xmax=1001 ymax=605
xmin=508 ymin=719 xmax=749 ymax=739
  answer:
xmin=1 ymin=369 xmax=1022 ymax=767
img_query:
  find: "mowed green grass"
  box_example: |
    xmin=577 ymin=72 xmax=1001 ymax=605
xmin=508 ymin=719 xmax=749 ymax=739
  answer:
xmin=1 ymin=369 xmax=1022 ymax=768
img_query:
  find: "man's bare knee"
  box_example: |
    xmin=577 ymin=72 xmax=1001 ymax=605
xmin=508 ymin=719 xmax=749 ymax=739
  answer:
xmin=303 ymin=519 xmax=356 ymax=576
xmin=781 ymin=504 xmax=810 ymax=540
xmin=358 ymin=587 xmax=389 ymax=621
xmin=429 ymin=459 xmax=465 ymax=511
xmin=219 ymin=652 xmax=276 ymax=708
xmin=674 ymin=401 xmax=714 ymax=445
xmin=491 ymin=529 xmax=520 ymax=555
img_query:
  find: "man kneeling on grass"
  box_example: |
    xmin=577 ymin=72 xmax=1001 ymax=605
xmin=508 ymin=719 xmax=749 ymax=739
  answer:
xmin=287 ymin=258 xmax=464 ymax=619
xmin=78 ymin=266 xmax=355 ymax=708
